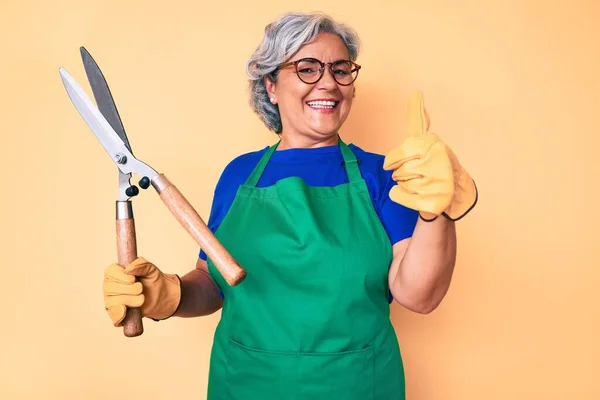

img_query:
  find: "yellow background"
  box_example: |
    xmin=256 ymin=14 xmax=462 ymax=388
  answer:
xmin=1 ymin=0 xmax=598 ymax=399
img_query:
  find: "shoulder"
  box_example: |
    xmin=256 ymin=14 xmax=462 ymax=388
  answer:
xmin=347 ymin=143 xmax=393 ymax=187
xmin=214 ymin=146 xmax=269 ymax=193
xmin=348 ymin=143 xmax=419 ymax=243
xmin=204 ymin=146 xmax=268 ymax=228
xmin=347 ymin=142 xmax=393 ymax=209
xmin=220 ymin=146 xmax=269 ymax=175
xmin=348 ymin=144 xmax=386 ymax=166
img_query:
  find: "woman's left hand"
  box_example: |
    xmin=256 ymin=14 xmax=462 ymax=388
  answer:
xmin=383 ymin=91 xmax=478 ymax=221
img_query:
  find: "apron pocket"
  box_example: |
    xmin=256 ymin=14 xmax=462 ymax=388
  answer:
xmin=225 ymin=338 xmax=299 ymax=400
xmin=297 ymin=345 xmax=375 ymax=400
xmin=225 ymin=339 xmax=375 ymax=400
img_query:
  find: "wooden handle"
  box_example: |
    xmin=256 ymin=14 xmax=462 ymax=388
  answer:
xmin=116 ymin=201 xmax=144 ymax=337
xmin=151 ymin=174 xmax=246 ymax=286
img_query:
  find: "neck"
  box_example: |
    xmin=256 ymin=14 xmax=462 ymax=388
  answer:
xmin=277 ymin=132 xmax=339 ymax=150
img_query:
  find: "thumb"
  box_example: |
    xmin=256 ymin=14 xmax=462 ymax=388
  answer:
xmin=124 ymin=257 xmax=157 ymax=279
xmin=407 ymin=90 xmax=430 ymax=138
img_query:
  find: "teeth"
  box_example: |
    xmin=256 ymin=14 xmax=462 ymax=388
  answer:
xmin=307 ymin=100 xmax=337 ymax=108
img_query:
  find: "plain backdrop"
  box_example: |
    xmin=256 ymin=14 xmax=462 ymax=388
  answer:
xmin=1 ymin=0 xmax=598 ymax=399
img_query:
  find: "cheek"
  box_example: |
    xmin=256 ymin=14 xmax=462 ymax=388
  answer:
xmin=344 ymin=87 xmax=355 ymax=101
xmin=283 ymin=90 xmax=313 ymax=112
xmin=340 ymin=90 xmax=354 ymax=112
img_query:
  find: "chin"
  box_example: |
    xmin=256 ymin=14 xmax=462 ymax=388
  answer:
xmin=308 ymin=118 xmax=347 ymax=137
xmin=305 ymin=103 xmax=350 ymax=132
xmin=309 ymin=125 xmax=342 ymax=138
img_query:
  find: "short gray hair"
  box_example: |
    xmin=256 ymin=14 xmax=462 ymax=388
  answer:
xmin=245 ymin=11 xmax=361 ymax=134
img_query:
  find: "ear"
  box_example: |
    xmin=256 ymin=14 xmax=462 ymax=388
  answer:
xmin=264 ymin=75 xmax=277 ymax=104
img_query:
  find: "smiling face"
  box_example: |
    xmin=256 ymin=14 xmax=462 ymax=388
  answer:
xmin=265 ymin=32 xmax=356 ymax=148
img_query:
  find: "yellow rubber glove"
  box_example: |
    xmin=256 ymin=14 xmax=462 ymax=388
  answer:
xmin=103 ymin=257 xmax=182 ymax=326
xmin=383 ymin=91 xmax=478 ymax=221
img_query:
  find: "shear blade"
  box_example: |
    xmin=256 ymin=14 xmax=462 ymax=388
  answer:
xmin=59 ymin=67 xmax=157 ymax=181
xmin=80 ymin=46 xmax=134 ymax=155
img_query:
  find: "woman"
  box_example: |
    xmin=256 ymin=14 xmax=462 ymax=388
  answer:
xmin=102 ymin=11 xmax=477 ymax=399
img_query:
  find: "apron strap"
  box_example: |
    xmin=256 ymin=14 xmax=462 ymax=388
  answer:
xmin=338 ymin=137 xmax=362 ymax=183
xmin=244 ymin=136 xmax=361 ymax=187
xmin=244 ymin=140 xmax=280 ymax=187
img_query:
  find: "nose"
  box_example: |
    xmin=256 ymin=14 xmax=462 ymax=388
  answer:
xmin=315 ymin=66 xmax=337 ymax=90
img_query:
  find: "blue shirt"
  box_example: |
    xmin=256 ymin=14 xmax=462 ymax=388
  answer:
xmin=199 ymin=142 xmax=419 ymax=299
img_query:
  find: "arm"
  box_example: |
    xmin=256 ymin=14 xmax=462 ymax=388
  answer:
xmin=383 ymin=91 xmax=475 ymax=314
xmin=388 ymin=216 xmax=457 ymax=314
xmin=171 ymin=154 xmax=248 ymax=318
xmin=173 ymin=258 xmax=223 ymax=318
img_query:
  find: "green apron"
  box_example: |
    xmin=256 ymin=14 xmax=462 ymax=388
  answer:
xmin=206 ymin=137 xmax=406 ymax=399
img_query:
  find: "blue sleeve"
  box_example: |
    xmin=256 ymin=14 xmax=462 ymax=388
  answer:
xmin=369 ymin=164 xmax=419 ymax=305
xmin=198 ymin=169 xmax=242 ymax=261
xmin=198 ymin=171 xmax=230 ymax=261
xmin=363 ymin=158 xmax=418 ymax=305
xmin=197 ymin=160 xmax=243 ymax=299
xmin=198 ymin=150 xmax=265 ymax=299
xmin=361 ymin=151 xmax=418 ymax=245
xmin=377 ymin=169 xmax=419 ymax=244
xmin=197 ymin=188 xmax=223 ymax=298
xmin=198 ymin=149 xmax=265 ymax=261
xmin=350 ymin=145 xmax=418 ymax=243
xmin=198 ymin=193 xmax=225 ymax=261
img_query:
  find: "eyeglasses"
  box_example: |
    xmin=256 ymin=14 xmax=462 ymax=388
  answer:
xmin=278 ymin=57 xmax=361 ymax=86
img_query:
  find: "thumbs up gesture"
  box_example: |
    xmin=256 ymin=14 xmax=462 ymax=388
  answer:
xmin=383 ymin=91 xmax=478 ymax=221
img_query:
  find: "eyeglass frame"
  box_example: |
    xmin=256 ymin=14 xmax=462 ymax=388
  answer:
xmin=276 ymin=57 xmax=362 ymax=86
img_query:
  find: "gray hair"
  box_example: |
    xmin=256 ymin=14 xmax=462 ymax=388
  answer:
xmin=245 ymin=11 xmax=361 ymax=134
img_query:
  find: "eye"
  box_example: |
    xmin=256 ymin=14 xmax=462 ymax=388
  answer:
xmin=332 ymin=61 xmax=352 ymax=75
xmin=296 ymin=59 xmax=321 ymax=75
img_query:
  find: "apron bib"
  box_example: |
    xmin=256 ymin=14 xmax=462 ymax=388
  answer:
xmin=206 ymin=137 xmax=406 ymax=399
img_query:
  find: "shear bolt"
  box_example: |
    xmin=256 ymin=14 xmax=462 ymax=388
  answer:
xmin=114 ymin=153 xmax=127 ymax=164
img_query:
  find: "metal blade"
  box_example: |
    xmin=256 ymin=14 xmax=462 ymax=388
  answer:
xmin=59 ymin=67 xmax=157 ymax=180
xmin=80 ymin=46 xmax=133 ymax=154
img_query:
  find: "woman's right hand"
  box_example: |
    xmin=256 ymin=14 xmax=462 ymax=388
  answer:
xmin=103 ymin=257 xmax=182 ymax=326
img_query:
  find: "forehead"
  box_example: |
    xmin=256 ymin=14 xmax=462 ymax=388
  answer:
xmin=292 ymin=32 xmax=350 ymax=61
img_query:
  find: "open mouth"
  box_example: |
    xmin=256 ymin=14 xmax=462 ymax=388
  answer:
xmin=306 ymin=100 xmax=339 ymax=110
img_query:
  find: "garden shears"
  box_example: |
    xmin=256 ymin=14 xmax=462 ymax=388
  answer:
xmin=58 ymin=47 xmax=246 ymax=337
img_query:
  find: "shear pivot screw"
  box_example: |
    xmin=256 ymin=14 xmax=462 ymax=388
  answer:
xmin=115 ymin=153 xmax=127 ymax=164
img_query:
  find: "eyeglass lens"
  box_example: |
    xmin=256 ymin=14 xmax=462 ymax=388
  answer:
xmin=295 ymin=58 xmax=358 ymax=85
